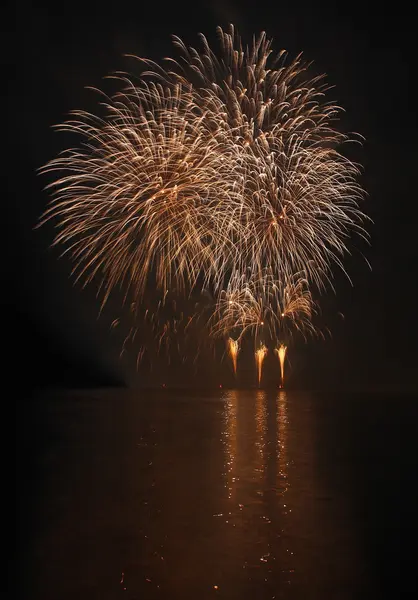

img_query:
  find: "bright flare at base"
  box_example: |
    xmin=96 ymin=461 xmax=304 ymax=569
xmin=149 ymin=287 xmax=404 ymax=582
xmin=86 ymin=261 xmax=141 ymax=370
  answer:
xmin=228 ymin=338 xmax=240 ymax=377
xmin=255 ymin=345 xmax=268 ymax=386
xmin=276 ymin=345 xmax=288 ymax=388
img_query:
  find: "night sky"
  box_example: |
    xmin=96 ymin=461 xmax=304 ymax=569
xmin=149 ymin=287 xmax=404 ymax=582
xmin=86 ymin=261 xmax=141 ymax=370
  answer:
xmin=7 ymin=0 xmax=417 ymax=390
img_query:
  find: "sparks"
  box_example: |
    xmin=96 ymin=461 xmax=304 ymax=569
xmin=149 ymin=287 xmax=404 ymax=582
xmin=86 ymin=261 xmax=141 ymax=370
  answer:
xmin=255 ymin=344 xmax=268 ymax=387
xmin=38 ymin=26 xmax=369 ymax=373
xmin=228 ymin=338 xmax=240 ymax=377
xmin=275 ymin=345 xmax=288 ymax=388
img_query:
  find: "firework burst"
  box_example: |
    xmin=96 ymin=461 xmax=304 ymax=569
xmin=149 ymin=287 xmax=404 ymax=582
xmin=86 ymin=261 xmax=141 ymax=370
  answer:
xmin=209 ymin=270 xmax=320 ymax=345
xmin=38 ymin=26 xmax=369 ymax=375
xmin=39 ymin=83 xmax=243 ymax=305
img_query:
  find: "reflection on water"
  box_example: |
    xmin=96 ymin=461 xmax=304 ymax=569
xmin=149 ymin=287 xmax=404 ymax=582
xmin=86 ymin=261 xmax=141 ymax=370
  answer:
xmin=222 ymin=390 xmax=295 ymax=597
xmin=23 ymin=389 xmax=375 ymax=600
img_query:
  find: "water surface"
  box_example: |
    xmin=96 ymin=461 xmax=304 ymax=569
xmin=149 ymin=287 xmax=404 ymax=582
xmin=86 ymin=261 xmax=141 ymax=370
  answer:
xmin=17 ymin=389 xmax=418 ymax=598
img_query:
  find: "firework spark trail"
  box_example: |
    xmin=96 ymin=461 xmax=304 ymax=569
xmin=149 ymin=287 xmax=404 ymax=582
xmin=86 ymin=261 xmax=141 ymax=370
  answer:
xmin=39 ymin=83 xmax=244 ymax=304
xmin=114 ymin=290 xmax=212 ymax=368
xmin=149 ymin=26 xmax=370 ymax=290
xmin=275 ymin=345 xmax=288 ymax=388
xmin=255 ymin=344 xmax=268 ymax=387
xmin=38 ymin=25 xmax=369 ymax=370
xmin=210 ymin=270 xmax=320 ymax=344
xmin=227 ymin=337 xmax=239 ymax=376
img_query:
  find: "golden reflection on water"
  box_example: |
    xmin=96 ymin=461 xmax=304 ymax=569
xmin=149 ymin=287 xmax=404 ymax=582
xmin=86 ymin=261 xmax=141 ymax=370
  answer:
xmin=222 ymin=389 xmax=294 ymax=591
xmin=32 ymin=391 xmax=371 ymax=599
xmin=255 ymin=390 xmax=266 ymax=468
xmin=224 ymin=389 xmax=289 ymax=498
xmin=277 ymin=390 xmax=289 ymax=496
xmin=224 ymin=390 xmax=237 ymax=501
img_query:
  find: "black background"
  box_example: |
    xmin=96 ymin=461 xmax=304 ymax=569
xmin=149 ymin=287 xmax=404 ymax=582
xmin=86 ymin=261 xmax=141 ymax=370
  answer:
xmin=6 ymin=0 xmax=418 ymax=390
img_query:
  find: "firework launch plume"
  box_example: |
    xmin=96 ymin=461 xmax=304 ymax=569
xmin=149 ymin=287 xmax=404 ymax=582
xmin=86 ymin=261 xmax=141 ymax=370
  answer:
xmin=255 ymin=344 xmax=268 ymax=386
xmin=275 ymin=345 xmax=288 ymax=388
xmin=228 ymin=338 xmax=240 ymax=377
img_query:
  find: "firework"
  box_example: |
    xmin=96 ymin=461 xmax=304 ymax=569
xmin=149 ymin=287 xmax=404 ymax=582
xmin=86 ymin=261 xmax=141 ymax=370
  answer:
xmin=149 ymin=26 xmax=369 ymax=290
xmin=116 ymin=288 xmax=213 ymax=369
xmin=275 ymin=345 xmax=288 ymax=388
xmin=39 ymin=83 xmax=243 ymax=305
xmin=227 ymin=337 xmax=240 ymax=377
xmin=39 ymin=26 xmax=368 ymax=373
xmin=210 ymin=270 xmax=320 ymax=345
xmin=255 ymin=344 xmax=268 ymax=386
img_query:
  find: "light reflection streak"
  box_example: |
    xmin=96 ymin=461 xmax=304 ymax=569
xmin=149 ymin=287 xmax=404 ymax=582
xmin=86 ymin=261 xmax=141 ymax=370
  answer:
xmin=224 ymin=390 xmax=238 ymax=501
xmin=222 ymin=389 xmax=293 ymax=589
xmin=255 ymin=389 xmax=267 ymax=470
xmin=277 ymin=390 xmax=289 ymax=496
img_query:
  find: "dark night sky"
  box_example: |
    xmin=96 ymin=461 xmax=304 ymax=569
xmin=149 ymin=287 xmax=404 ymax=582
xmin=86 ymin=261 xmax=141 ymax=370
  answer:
xmin=6 ymin=0 xmax=418 ymax=390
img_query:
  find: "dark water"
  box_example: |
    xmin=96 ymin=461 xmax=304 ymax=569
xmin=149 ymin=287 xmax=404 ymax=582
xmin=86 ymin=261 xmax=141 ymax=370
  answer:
xmin=16 ymin=390 xmax=418 ymax=599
